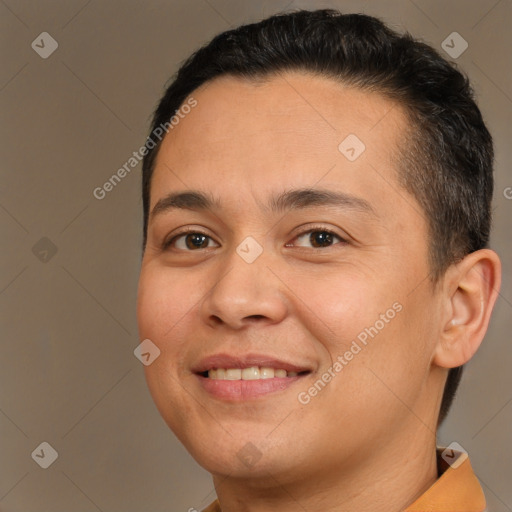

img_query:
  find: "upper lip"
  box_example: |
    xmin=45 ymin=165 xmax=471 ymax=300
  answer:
xmin=192 ymin=353 xmax=312 ymax=374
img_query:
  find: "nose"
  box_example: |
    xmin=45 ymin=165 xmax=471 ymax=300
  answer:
xmin=199 ymin=243 xmax=288 ymax=330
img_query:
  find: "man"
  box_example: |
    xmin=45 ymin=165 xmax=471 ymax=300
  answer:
xmin=136 ymin=9 xmax=501 ymax=511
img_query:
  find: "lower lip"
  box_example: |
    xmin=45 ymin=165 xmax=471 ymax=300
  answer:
xmin=196 ymin=374 xmax=306 ymax=400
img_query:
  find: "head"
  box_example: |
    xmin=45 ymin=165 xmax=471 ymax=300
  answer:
xmin=136 ymin=9 xmax=500 ymax=484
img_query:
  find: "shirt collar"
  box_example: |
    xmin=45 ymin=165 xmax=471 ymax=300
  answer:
xmin=405 ymin=448 xmax=486 ymax=511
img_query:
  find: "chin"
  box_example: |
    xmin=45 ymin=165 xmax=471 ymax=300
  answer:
xmin=198 ymin=450 xmax=294 ymax=481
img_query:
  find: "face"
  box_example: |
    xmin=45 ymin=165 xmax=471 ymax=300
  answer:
xmin=137 ymin=72 xmax=445 ymax=484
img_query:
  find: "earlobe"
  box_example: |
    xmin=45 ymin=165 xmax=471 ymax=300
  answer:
xmin=433 ymin=249 xmax=501 ymax=369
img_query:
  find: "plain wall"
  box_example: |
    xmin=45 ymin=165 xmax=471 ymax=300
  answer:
xmin=1 ymin=1 xmax=511 ymax=510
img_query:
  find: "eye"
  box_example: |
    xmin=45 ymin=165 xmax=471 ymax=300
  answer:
xmin=164 ymin=230 xmax=218 ymax=251
xmin=288 ymin=228 xmax=346 ymax=249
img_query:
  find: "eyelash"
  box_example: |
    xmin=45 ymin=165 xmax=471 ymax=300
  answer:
xmin=162 ymin=225 xmax=347 ymax=251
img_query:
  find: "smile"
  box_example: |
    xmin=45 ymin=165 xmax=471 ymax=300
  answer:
xmin=192 ymin=353 xmax=313 ymax=400
xmin=205 ymin=367 xmax=307 ymax=380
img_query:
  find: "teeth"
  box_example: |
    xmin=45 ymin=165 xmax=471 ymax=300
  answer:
xmin=207 ymin=367 xmax=301 ymax=380
xmin=260 ymin=367 xmax=274 ymax=379
xmin=225 ymin=369 xmax=241 ymax=380
xmin=241 ymin=367 xmax=260 ymax=380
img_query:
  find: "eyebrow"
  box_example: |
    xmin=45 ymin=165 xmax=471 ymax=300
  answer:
xmin=150 ymin=188 xmax=377 ymax=219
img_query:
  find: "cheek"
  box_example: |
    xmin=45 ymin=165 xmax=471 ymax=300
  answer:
xmin=289 ymin=267 xmax=398 ymax=354
xmin=298 ymin=268 xmax=428 ymax=399
xmin=137 ymin=265 xmax=196 ymax=341
xmin=345 ymin=288 xmax=438 ymax=417
xmin=136 ymin=268 xmax=191 ymax=391
xmin=136 ymin=268 xmax=195 ymax=428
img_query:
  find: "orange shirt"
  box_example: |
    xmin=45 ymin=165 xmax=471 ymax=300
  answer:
xmin=201 ymin=449 xmax=485 ymax=512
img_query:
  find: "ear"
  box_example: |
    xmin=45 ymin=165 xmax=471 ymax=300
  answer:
xmin=433 ymin=249 xmax=501 ymax=369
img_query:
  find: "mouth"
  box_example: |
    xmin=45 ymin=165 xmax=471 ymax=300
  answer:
xmin=199 ymin=367 xmax=311 ymax=380
xmin=192 ymin=354 xmax=313 ymax=400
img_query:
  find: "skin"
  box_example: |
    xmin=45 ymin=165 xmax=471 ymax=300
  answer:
xmin=136 ymin=72 xmax=501 ymax=512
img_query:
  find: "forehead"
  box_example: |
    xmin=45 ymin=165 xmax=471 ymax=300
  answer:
xmin=151 ymin=71 xmax=412 ymax=218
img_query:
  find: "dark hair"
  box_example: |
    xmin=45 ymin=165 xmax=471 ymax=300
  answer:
xmin=141 ymin=9 xmax=494 ymax=426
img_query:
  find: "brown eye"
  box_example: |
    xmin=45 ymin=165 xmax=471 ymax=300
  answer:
xmin=309 ymin=231 xmax=334 ymax=248
xmin=292 ymin=229 xmax=344 ymax=249
xmin=184 ymin=233 xmax=209 ymax=249
xmin=166 ymin=231 xmax=218 ymax=251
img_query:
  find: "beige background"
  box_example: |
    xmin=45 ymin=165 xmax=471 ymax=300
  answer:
xmin=0 ymin=0 xmax=510 ymax=511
